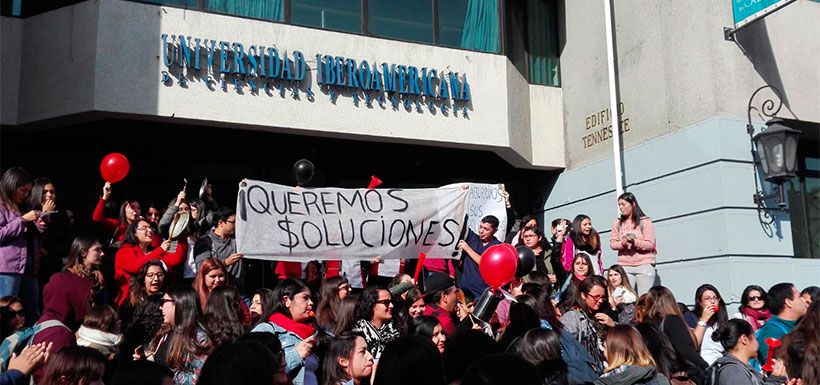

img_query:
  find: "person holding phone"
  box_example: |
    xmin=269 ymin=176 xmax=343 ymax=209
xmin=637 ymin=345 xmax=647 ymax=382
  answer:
xmin=610 ymin=192 xmax=657 ymax=295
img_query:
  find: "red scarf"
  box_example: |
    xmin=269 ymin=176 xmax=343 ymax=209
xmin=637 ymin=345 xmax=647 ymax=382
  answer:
xmin=269 ymin=312 xmax=316 ymax=340
xmin=742 ymin=307 xmax=771 ymax=330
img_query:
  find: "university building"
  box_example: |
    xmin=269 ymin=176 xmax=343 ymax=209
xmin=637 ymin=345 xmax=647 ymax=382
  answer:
xmin=1 ymin=0 xmax=817 ymax=302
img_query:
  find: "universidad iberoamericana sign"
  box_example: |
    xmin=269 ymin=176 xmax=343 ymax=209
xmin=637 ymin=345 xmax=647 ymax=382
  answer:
xmin=160 ymin=34 xmax=473 ymax=117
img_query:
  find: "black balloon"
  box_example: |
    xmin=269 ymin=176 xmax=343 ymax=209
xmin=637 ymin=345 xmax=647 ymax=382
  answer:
xmin=293 ymin=159 xmax=315 ymax=186
xmin=514 ymin=246 xmax=536 ymax=278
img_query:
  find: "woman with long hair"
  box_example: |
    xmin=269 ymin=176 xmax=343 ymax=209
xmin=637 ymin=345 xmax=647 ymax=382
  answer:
xmin=560 ymin=276 xmax=615 ymax=375
xmin=562 ymin=214 xmax=603 ymax=275
xmin=192 ymin=258 xmax=228 ymax=311
xmin=202 ymin=286 xmax=245 ymax=351
xmin=635 ymin=286 xmax=707 ymax=384
xmin=30 ymin=178 xmax=74 ymax=285
xmin=609 ymin=192 xmax=657 ymax=295
xmin=410 ymin=315 xmax=447 ymax=354
xmin=354 ymin=287 xmax=400 ymax=362
xmin=322 ymin=331 xmax=374 ymax=385
xmin=733 ymin=285 xmax=771 ymax=332
xmin=404 ymin=288 xmax=426 ymax=319
xmin=0 ymin=167 xmax=45 ymax=320
xmin=64 ymin=236 xmax=106 ymax=303
xmin=372 ymin=335 xmax=446 ymax=385
xmin=498 ymin=299 xmax=542 ymax=352
xmin=596 ymin=324 xmax=669 ymax=385
xmin=146 ymin=286 xmax=211 ymax=385
xmin=557 ymin=252 xmax=595 ymax=301
xmin=515 ymin=329 xmax=569 ymax=385
xmin=332 ymin=296 xmax=359 ymax=337
xmin=693 ymin=284 xmax=729 ymax=365
xmin=711 ymin=319 xmax=788 ymax=385
xmin=251 ymin=278 xmax=320 ymax=385
xmin=315 ymin=276 xmax=350 ymax=333
xmin=607 ymin=264 xmax=638 ymax=324
xmin=92 ymin=182 xmax=143 ymax=247
xmin=777 ymin=301 xmax=819 ymax=385
xmin=249 ymin=288 xmax=276 ymax=328
xmin=39 ymin=345 xmax=107 ymax=385
xmin=114 ymin=219 xmax=186 ymax=306
xmin=118 ymin=260 xmax=166 ymax=356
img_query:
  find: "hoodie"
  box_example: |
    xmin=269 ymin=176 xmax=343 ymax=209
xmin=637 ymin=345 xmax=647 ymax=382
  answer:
xmin=31 ymin=272 xmax=93 ymax=381
xmin=594 ymin=365 xmax=670 ymax=385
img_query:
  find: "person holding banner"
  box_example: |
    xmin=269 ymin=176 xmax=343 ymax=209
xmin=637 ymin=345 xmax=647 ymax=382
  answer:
xmin=457 ymin=215 xmax=502 ymax=300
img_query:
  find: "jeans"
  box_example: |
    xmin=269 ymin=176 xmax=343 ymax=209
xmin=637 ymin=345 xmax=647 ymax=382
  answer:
xmin=0 ymin=273 xmax=40 ymax=326
xmin=623 ymin=264 xmax=656 ymax=296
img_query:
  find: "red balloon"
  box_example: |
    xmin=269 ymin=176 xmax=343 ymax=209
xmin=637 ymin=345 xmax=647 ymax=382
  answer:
xmin=100 ymin=153 xmax=130 ymax=183
xmin=479 ymin=244 xmax=519 ymax=289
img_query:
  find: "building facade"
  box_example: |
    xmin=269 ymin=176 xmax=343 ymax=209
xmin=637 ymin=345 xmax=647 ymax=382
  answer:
xmin=1 ymin=0 xmax=818 ymax=303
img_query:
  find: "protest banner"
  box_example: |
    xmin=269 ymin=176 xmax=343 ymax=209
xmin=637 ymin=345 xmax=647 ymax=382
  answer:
xmin=453 ymin=183 xmax=508 ymax=242
xmin=236 ymin=180 xmax=469 ymax=261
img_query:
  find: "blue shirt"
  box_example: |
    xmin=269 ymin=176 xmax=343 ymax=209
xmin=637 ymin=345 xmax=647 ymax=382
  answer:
xmin=457 ymin=230 xmax=501 ymax=299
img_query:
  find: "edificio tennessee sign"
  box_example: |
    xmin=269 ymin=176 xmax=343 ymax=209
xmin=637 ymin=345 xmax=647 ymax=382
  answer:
xmin=160 ymin=34 xmax=473 ymax=116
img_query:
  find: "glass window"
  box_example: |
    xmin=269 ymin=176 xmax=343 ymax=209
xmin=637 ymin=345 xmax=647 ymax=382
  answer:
xmin=291 ymin=0 xmax=361 ymax=33
xmin=207 ymin=0 xmax=284 ymax=21
xmin=368 ymin=0 xmax=433 ymax=44
xmin=438 ymin=0 xmax=500 ymax=53
xmin=505 ymin=0 xmax=560 ymax=86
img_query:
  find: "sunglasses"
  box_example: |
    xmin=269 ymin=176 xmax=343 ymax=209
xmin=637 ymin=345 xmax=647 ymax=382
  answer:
xmin=375 ymin=299 xmax=392 ymax=306
xmin=747 ymin=296 xmax=764 ymax=301
xmin=3 ymin=309 xmax=24 ymax=317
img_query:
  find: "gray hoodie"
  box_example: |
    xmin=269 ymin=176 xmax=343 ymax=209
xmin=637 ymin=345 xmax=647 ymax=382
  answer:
xmin=594 ymin=365 xmax=670 ymax=385
xmin=707 ymin=354 xmax=785 ymax=385
xmin=194 ymin=230 xmax=244 ymax=289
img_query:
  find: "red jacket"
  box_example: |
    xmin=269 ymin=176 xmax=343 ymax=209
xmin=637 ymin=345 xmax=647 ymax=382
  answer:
xmin=92 ymin=198 xmax=160 ymax=247
xmin=114 ymin=242 xmax=187 ymax=306
xmin=423 ymin=304 xmax=458 ymax=336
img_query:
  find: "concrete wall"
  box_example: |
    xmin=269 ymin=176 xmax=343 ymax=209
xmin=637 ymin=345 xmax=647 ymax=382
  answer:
xmin=0 ymin=17 xmax=23 ymax=126
xmin=542 ymin=117 xmax=819 ymax=305
xmin=560 ymin=0 xmax=820 ymax=169
xmin=1 ymin=0 xmax=565 ymax=171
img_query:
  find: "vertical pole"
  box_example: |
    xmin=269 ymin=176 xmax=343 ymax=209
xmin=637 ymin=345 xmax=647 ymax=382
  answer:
xmin=604 ymin=0 xmax=625 ymax=197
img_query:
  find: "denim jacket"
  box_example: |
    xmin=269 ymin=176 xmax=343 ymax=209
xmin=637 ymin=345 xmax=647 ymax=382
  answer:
xmin=252 ymin=321 xmax=317 ymax=385
xmin=0 ymin=203 xmax=42 ymax=275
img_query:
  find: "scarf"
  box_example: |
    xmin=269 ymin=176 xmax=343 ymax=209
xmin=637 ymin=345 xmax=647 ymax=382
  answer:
xmin=269 ymin=312 xmax=316 ymax=340
xmin=742 ymin=307 xmax=771 ymax=330
xmin=76 ymin=325 xmax=122 ymax=356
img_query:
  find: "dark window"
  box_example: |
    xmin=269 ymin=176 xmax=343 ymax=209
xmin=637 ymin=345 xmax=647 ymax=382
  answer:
xmin=504 ymin=0 xmax=560 ymax=86
xmin=789 ymin=120 xmax=820 ymax=259
xmin=368 ymin=0 xmax=434 ymax=44
xmin=290 ymin=0 xmax=361 ymax=33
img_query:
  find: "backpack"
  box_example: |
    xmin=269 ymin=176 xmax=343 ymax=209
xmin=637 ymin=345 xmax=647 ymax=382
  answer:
xmin=705 ymin=359 xmax=756 ymax=385
xmin=0 ymin=320 xmax=69 ymax=371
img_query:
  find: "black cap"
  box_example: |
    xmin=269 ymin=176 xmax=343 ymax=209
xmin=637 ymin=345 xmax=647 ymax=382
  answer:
xmin=425 ymin=272 xmax=455 ymax=295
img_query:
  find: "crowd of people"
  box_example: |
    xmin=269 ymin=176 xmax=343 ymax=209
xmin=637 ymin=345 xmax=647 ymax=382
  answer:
xmin=0 ymin=166 xmax=817 ymax=385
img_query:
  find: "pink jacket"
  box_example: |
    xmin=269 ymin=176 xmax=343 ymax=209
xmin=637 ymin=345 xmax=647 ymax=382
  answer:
xmin=610 ymin=217 xmax=656 ymax=266
xmin=561 ymin=236 xmax=603 ymax=275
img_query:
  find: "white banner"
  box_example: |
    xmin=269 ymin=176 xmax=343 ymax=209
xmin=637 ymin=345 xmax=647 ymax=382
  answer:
xmin=236 ymin=180 xmax=469 ymax=261
xmin=457 ymin=183 xmax=507 ymax=242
